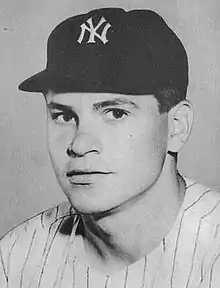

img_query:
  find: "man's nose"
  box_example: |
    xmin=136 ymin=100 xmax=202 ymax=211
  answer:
xmin=66 ymin=131 xmax=102 ymax=158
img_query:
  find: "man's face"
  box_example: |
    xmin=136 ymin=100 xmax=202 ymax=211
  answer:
xmin=46 ymin=92 xmax=169 ymax=213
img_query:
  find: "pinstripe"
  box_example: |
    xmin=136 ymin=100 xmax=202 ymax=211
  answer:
xmin=43 ymin=205 xmax=72 ymax=252
xmin=20 ymin=229 xmax=37 ymax=287
xmin=185 ymin=200 xmax=220 ymax=288
xmin=40 ymin=213 xmax=45 ymax=229
xmin=209 ymin=250 xmax=220 ymax=288
xmin=170 ymin=189 xmax=212 ymax=287
xmin=141 ymin=255 xmax=147 ymax=288
xmin=124 ymin=267 xmax=129 ymax=288
xmin=35 ymin=216 xmax=60 ymax=271
xmin=72 ymin=257 xmax=76 ymax=288
xmin=37 ymin=217 xmax=66 ymax=288
xmin=200 ymin=254 xmax=206 ymax=283
xmin=55 ymin=205 xmax=59 ymax=220
xmin=24 ymin=220 xmax=30 ymax=232
xmin=87 ymin=267 xmax=90 ymax=288
xmin=51 ymin=251 xmax=66 ymax=287
xmin=170 ymin=209 xmax=188 ymax=287
xmin=162 ymin=238 xmax=166 ymax=252
xmin=37 ymin=213 xmax=78 ymax=287
xmin=52 ymin=230 xmax=76 ymax=288
xmin=39 ymin=224 xmax=55 ymax=261
xmin=26 ymin=212 xmax=62 ymax=288
xmin=104 ymin=275 xmax=110 ymax=288
xmin=61 ymin=255 xmax=72 ymax=285
xmin=6 ymin=234 xmax=20 ymax=284
xmin=52 ymin=257 xmax=68 ymax=288
xmin=214 ymin=224 xmax=219 ymax=239
xmin=0 ymin=247 xmax=8 ymax=285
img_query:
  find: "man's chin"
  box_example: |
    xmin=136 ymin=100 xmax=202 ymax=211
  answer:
xmin=64 ymin=193 xmax=119 ymax=218
xmin=57 ymin=178 xmax=129 ymax=217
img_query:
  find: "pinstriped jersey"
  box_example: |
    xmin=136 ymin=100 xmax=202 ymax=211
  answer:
xmin=1 ymin=177 xmax=220 ymax=288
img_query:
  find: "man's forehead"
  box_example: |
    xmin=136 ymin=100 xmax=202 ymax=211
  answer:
xmin=46 ymin=90 xmax=138 ymax=100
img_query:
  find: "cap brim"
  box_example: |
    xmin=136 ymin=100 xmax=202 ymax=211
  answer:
xmin=18 ymin=69 xmax=49 ymax=92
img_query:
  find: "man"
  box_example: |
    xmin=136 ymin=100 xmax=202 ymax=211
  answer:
xmin=0 ymin=7 xmax=220 ymax=288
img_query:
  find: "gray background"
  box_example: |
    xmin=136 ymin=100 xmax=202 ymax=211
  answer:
xmin=0 ymin=0 xmax=220 ymax=238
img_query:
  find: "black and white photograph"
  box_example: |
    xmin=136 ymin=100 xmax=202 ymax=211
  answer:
xmin=0 ymin=0 xmax=220 ymax=287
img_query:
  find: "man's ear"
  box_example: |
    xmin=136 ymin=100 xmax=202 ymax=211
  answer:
xmin=167 ymin=100 xmax=194 ymax=153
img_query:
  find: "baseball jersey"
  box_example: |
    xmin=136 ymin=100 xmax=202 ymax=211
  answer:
xmin=1 ymin=177 xmax=220 ymax=288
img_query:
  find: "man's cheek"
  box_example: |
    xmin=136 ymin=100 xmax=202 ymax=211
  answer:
xmin=150 ymin=127 xmax=168 ymax=158
xmin=107 ymin=144 xmax=139 ymax=171
xmin=48 ymin=127 xmax=73 ymax=152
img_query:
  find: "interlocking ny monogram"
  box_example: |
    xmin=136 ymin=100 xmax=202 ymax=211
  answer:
xmin=77 ymin=17 xmax=111 ymax=44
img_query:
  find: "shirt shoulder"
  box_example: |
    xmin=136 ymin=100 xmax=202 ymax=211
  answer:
xmin=146 ymin=178 xmax=220 ymax=288
xmin=173 ymin=177 xmax=220 ymax=287
xmin=0 ymin=201 xmax=76 ymax=244
xmin=0 ymin=202 xmax=78 ymax=267
xmin=0 ymin=202 xmax=81 ymax=287
xmin=183 ymin=177 xmax=220 ymax=216
xmin=181 ymin=177 xmax=220 ymax=244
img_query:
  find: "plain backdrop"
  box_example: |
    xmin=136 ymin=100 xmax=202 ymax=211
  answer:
xmin=0 ymin=0 xmax=220 ymax=238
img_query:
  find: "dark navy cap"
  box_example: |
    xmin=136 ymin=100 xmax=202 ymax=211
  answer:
xmin=18 ymin=8 xmax=188 ymax=97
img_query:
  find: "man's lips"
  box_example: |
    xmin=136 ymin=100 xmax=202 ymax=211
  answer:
xmin=66 ymin=170 xmax=112 ymax=185
xmin=66 ymin=170 xmax=111 ymax=177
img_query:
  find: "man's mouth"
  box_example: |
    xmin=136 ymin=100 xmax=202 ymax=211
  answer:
xmin=66 ymin=170 xmax=110 ymax=177
xmin=66 ymin=170 xmax=111 ymax=185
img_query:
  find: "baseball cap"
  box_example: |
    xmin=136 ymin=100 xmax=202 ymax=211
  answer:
xmin=18 ymin=8 xmax=188 ymax=97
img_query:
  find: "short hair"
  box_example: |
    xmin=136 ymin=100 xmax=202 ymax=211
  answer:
xmin=153 ymin=86 xmax=184 ymax=162
xmin=153 ymin=86 xmax=185 ymax=114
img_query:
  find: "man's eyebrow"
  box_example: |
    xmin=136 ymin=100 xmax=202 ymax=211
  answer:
xmin=47 ymin=98 xmax=140 ymax=111
xmin=47 ymin=102 xmax=73 ymax=111
xmin=93 ymin=98 xmax=140 ymax=110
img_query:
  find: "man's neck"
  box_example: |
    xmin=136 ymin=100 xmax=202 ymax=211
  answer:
xmin=80 ymin=163 xmax=186 ymax=270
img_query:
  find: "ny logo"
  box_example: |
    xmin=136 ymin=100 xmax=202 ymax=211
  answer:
xmin=77 ymin=17 xmax=111 ymax=44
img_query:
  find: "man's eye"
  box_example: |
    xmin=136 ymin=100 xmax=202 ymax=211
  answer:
xmin=103 ymin=109 xmax=130 ymax=120
xmin=51 ymin=112 xmax=75 ymax=124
